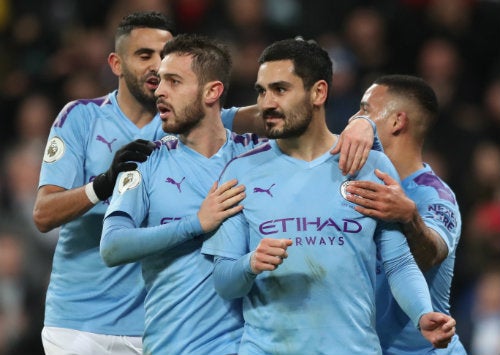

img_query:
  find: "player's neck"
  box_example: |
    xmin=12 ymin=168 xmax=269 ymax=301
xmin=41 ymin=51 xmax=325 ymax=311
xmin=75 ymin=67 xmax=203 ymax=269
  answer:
xmin=277 ymin=120 xmax=336 ymax=161
xmin=116 ymin=89 xmax=156 ymax=128
xmin=386 ymin=142 xmax=424 ymax=180
xmin=179 ymin=111 xmax=227 ymax=158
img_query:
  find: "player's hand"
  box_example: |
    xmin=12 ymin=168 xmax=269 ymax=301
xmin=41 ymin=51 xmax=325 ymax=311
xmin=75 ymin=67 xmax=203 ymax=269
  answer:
xmin=250 ymin=238 xmax=293 ymax=274
xmin=93 ymin=139 xmax=156 ymax=200
xmin=198 ymin=179 xmax=245 ymax=233
xmin=419 ymin=312 xmax=456 ymax=348
xmin=345 ymin=169 xmax=416 ymax=223
xmin=331 ymin=115 xmax=374 ymax=175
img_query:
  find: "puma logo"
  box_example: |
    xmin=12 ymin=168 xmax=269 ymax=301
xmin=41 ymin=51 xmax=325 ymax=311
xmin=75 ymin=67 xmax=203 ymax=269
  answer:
xmin=166 ymin=177 xmax=186 ymax=192
xmin=96 ymin=135 xmax=117 ymax=152
xmin=253 ymin=183 xmax=276 ymax=197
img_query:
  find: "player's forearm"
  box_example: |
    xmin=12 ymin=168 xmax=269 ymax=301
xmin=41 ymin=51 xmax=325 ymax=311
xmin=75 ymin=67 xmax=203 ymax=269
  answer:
xmin=213 ymin=254 xmax=256 ymax=299
xmin=101 ymin=213 xmax=203 ymax=266
xmin=33 ymin=185 xmax=95 ymax=232
xmin=384 ymin=253 xmax=433 ymax=328
xmin=402 ymin=210 xmax=448 ymax=271
xmin=232 ymin=105 xmax=266 ymax=136
xmin=347 ymin=115 xmax=383 ymax=152
xmin=363 ymin=118 xmax=383 ymax=152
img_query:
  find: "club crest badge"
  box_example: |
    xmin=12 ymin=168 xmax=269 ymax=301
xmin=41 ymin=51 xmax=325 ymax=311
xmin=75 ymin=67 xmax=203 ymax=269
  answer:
xmin=161 ymin=135 xmax=177 ymax=143
xmin=340 ymin=180 xmax=351 ymax=200
xmin=118 ymin=170 xmax=141 ymax=194
xmin=43 ymin=136 xmax=65 ymax=163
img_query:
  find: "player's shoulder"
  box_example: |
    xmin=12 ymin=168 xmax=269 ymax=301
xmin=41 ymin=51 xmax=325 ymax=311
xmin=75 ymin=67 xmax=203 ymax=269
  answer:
xmin=53 ymin=94 xmax=112 ymax=128
xmin=144 ymin=135 xmax=179 ymax=163
xmin=353 ymin=150 xmax=400 ymax=183
xmin=364 ymin=149 xmax=395 ymax=171
xmin=130 ymin=137 xmax=173 ymax=180
xmin=366 ymin=148 xmax=390 ymax=161
xmin=233 ymin=139 xmax=272 ymax=161
xmin=406 ymin=166 xmax=457 ymax=206
xmin=220 ymin=140 xmax=273 ymax=176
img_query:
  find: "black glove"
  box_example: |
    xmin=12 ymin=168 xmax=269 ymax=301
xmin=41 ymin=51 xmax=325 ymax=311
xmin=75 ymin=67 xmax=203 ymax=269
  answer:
xmin=93 ymin=139 xmax=156 ymax=200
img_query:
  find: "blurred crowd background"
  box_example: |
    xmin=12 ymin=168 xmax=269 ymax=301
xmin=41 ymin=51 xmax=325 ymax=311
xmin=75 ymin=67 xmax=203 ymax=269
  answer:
xmin=1 ymin=0 xmax=500 ymax=354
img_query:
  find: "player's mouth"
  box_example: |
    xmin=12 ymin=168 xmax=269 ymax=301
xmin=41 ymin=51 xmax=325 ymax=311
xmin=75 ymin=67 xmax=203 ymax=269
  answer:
xmin=156 ymin=101 xmax=173 ymax=121
xmin=262 ymin=110 xmax=285 ymax=124
xmin=146 ymin=75 xmax=160 ymax=90
xmin=264 ymin=117 xmax=283 ymax=124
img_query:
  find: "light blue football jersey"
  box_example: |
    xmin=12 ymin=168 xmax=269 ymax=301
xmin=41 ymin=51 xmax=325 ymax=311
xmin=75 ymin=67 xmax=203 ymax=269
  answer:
xmin=103 ymin=130 xmax=262 ymax=354
xmin=203 ymin=140 xmax=433 ymax=355
xmin=375 ymin=164 xmax=467 ymax=355
xmin=38 ymin=90 xmax=237 ymax=335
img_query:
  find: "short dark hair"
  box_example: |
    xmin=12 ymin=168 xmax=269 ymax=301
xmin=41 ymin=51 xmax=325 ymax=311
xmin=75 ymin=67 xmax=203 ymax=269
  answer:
xmin=258 ymin=37 xmax=333 ymax=93
xmin=375 ymin=74 xmax=438 ymax=121
xmin=115 ymin=11 xmax=175 ymax=41
xmin=374 ymin=74 xmax=438 ymax=140
xmin=161 ymin=34 xmax=232 ymax=106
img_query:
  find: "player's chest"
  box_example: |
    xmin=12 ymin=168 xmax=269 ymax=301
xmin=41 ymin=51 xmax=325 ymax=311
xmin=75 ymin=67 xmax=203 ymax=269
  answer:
xmin=241 ymin=168 xmax=359 ymax=226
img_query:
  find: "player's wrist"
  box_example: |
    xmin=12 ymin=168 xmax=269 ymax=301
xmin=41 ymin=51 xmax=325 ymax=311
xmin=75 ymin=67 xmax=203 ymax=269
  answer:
xmin=92 ymin=173 xmax=113 ymax=201
xmin=348 ymin=115 xmax=376 ymax=133
xmin=85 ymin=181 xmax=101 ymax=204
xmin=249 ymin=252 xmax=260 ymax=275
xmin=401 ymin=200 xmax=418 ymax=225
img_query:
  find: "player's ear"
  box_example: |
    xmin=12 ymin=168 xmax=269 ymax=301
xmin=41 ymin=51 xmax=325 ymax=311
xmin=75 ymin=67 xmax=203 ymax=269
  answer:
xmin=311 ymin=80 xmax=328 ymax=106
xmin=393 ymin=111 xmax=408 ymax=134
xmin=108 ymin=52 xmax=122 ymax=77
xmin=204 ymin=81 xmax=224 ymax=105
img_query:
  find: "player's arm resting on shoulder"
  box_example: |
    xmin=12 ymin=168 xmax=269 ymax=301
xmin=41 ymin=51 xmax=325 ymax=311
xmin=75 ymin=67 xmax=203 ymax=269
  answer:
xmin=198 ymin=180 xmax=245 ymax=233
xmin=346 ymin=169 xmax=415 ymax=222
xmin=331 ymin=115 xmax=382 ymax=176
xmin=346 ymin=169 xmax=448 ymax=271
xmin=347 ymin=114 xmax=383 ymax=152
xmin=33 ymin=139 xmax=156 ymax=233
xmin=401 ymin=211 xmax=449 ymax=271
xmin=92 ymin=139 xmax=156 ymax=201
xmin=33 ymin=184 xmax=98 ymax=232
xmin=101 ymin=212 xmax=204 ymax=267
xmin=232 ymin=104 xmax=266 ymax=136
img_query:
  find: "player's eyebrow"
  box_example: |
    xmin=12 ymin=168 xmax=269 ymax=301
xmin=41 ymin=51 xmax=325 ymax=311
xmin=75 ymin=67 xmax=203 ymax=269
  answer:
xmin=134 ymin=47 xmax=155 ymax=56
xmin=254 ymin=81 xmax=292 ymax=91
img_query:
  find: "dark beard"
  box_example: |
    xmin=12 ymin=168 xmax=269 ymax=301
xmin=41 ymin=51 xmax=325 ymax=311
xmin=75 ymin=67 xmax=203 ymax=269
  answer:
xmin=265 ymin=100 xmax=313 ymax=139
xmin=123 ymin=69 xmax=157 ymax=113
xmin=163 ymin=90 xmax=205 ymax=135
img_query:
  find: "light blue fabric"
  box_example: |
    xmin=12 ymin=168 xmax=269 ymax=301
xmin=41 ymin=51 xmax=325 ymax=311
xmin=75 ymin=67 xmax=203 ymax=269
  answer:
xmin=39 ymin=90 xmax=237 ymax=336
xmin=202 ymin=140 xmax=432 ymax=355
xmin=376 ymin=164 xmax=467 ymax=355
xmin=102 ymin=130 xmax=262 ymax=354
